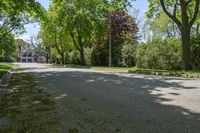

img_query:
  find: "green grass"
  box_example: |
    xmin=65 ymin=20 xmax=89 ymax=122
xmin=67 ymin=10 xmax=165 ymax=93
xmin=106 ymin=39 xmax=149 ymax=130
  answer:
xmin=52 ymin=64 xmax=200 ymax=75
xmin=130 ymin=67 xmax=200 ymax=75
xmin=0 ymin=63 xmax=13 ymax=78
xmin=62 ymin=64 xmax=134 ymax=70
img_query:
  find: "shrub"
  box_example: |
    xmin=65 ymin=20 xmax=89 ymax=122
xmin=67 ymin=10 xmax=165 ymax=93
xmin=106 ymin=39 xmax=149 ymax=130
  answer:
xmin=191 ymin=36 xmax=200 ymax=70
xmin=84 ymin=48 xmax=92 ymax=65
xmin=91 ymin=46 xmax=108 ymax=66
xmin=121 ymin=44 xmax=136 ymax=67
xmin=68 ymin=50 xmax=80 ymax=64
xmin=135 ymin=38 xmax=182 ymax=70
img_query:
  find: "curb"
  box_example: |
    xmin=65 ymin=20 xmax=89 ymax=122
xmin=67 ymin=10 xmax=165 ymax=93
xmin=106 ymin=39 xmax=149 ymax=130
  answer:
xmin=128 ymin=70 xmax=200 ymax=79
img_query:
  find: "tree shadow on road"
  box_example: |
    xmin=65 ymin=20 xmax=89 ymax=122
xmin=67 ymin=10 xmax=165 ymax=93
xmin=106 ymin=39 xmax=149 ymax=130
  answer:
xmin=29 ymin=70 xmax=200 ymax=133
xmin=0 ymin=73 xmax=61 ymax=133
xmin=1 ymin=69 xmax=200 ymax=133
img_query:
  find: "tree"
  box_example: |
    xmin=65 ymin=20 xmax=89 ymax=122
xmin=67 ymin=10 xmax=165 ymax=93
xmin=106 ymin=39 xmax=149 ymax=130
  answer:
xmin=39 ymin=6 xmax=72 ymax=64
xmin=0 ymin=0 xmax=44 ymax=41
xmin=53 ymin=0 xmax=103 ymax=65
xmin=135 ymin=38 xmax=183 ymax=70
xmin=0 ymin=29 xmax=16 ymax=61
xmin=148 ymin=0 xmax=200 ymax=70
xmin=92 ymin=10 xmax=139 ymax=66
xmin=191 ymin=35 xmax=200 ymax=69
xmin=144 ymin=13 xmax=180 ymax=39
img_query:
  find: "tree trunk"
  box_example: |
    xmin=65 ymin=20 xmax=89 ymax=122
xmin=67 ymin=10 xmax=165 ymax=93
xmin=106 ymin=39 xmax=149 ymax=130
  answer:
xmin=181 ymin=28 xmax=192 ymax=70
xmin=61 ymin=53 xmax=65 ymax=65
xmin=79 ymin=45 xmax=85 ymax=65
xmin=46 ymin=54 xmax=49 ymax=63
xmin=197 ymin=24 xmax=200 ymax=36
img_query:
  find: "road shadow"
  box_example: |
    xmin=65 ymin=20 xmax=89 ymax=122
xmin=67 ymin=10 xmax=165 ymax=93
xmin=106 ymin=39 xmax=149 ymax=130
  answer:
xmin=1 ymin=68 xmax=200 ymax=133
xmin=0 ymin=73 xmax=61 ymax=132
xmin=29 ymin=70 xmax=200 ymax=133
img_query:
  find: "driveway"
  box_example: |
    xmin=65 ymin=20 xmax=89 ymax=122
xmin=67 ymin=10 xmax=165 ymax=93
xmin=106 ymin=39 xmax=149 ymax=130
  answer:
xmin=1 ymin=63 xmax=200 ymax=133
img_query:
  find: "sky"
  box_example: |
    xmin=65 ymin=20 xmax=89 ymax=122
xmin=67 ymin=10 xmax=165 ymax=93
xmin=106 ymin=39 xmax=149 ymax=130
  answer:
xmin=19 ymin=0 xmax=149 ymax=42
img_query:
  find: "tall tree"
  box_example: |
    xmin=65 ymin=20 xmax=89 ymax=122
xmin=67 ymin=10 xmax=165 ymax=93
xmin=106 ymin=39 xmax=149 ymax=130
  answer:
xmin=0 ymin=0 xmax=44 ymax=42
xmin=0 ymin=29 xmax=16 ymax=61
xmin=148 ymin=0 xmax=200 ymax=70
xmin=144 ymin=13 xmax=180 ymax=39
xmin=39 ymin=7 xmax=72 ymax=64
xmin=53 ymin=0 xmax=103 ymax=65
xmin=92 ymin=10 xmax=139 ymax=66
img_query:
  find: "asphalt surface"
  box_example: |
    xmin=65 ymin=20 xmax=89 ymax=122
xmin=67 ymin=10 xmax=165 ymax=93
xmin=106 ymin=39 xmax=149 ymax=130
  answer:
xmin=1 ymin=63 xmax=200 ymax=133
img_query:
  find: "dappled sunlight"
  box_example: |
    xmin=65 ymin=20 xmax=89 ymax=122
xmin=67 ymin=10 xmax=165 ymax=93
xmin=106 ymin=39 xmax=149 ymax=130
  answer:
xmin=23 ymin=66 xmax=200 ymax=132
xmin=54 ymin=94 xmax=68 ymax=100
xmin=150 ymin=82 xmax=200 ymax=113
xmin=1 ymin=64 xmax=200 ymax=132
xmin=0 ymin=72 xmax=61 ymax=132
xmin=85 ymin=79 xmax=95 ymax=83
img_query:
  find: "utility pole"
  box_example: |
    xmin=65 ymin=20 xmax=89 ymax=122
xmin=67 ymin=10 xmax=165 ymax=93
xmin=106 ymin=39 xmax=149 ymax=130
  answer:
xmin=109 ymin=11 xmax=112 ymax=67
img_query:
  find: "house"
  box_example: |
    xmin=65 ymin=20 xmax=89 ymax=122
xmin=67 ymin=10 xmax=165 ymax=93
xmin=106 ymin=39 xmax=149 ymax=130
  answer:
xmin=20 ymin=48 xmax=35 ymax=62
xmin=15 ymin=39 xmax=35 ymax=62
xmin=15 ymin=39 xmax=46 ymax=63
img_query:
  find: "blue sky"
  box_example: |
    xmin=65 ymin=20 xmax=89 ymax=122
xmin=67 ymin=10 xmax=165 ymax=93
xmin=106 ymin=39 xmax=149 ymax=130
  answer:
xmin=19 ymin=0 xmax=148 ymax=41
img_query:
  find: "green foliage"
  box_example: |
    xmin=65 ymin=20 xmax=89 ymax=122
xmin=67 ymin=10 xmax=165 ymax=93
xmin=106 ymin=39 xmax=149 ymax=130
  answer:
xmin=38 ymin=5 xmax=73 ymax=64
xmin=67 ymin=48 xmax=92 ymax=65
xmin=147 ymin=0 xmax=200 ymax=70
xmin=0 ymin=30 xmax=16 ymax=61
xmin=84 ymin=48 xmax=92 ymax=65
xmin=144 ymin=12 xmax=180 ymax=40
xmin=136 ymin=38 xmax=183 ymax=70
xmin=0 ymin=63 xmax=13 ymax=70
xmin=68 ymin=50 xmax=80 ymax=65
xmin=0 ymin=0 xmax=44 ymax=41
xmin=0 ymin=0 xmax=45 ymax=61
xmin=191 ymin=36 xmax=200 ymax=69
xmin=92 ymin=11 xmax=139 ymax=66
xmin=0 ymin=63 xmax=13 ymax=78
xmin=121 ymin=44 xmax=136 ymax=67
xmin=38 ymin=0 xmax=137 ymax=66
xmin=91 ymin=46 xmax=108 ymax=66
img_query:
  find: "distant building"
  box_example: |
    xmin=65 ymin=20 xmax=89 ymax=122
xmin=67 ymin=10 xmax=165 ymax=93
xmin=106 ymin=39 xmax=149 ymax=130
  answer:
xmin=15 ymin=39 xmax=46 ymax=63
xmin=20 ymin=49 xmax=35 ymax=62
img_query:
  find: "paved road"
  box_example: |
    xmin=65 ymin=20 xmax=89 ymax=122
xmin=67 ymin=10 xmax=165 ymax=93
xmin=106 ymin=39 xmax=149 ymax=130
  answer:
xmin=1 ymin=63 xmax=200 ymax=133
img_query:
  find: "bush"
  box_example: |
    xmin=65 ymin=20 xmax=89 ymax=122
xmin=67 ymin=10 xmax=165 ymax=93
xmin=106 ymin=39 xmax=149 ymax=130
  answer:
xmin=0 ymin=56 xmax=16 ymax=62
xmin=84 ymin=48 xmax=92 ymax=65
xmin=68 ymin=50 xmax=80 ymax=64
xmin=121 ymin=44 xmax=136 ymax=67
xmin=191 ymin=36 xmax=200 ymax=70
xmin=91 ymin=46 xmax=108 ymax=66
xmin=68 ymin=48 xmax=92 ymax=65
xmin=135 ymin=38 xmax=182 ymax=70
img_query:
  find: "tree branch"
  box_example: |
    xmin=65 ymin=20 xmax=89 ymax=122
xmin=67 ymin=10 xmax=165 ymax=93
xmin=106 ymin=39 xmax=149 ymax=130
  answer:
xmin=160 ymin=0 xmax=182 ymax=29
xmin=0 ymin=21 xmax=12 ymax=32
xmin=173 ymin=0 xmax=178 ymax=17
xmin=54 ymin=32 xmax=62 ymax=55
xmin=0 ymin=27 xmax=15 ymax=42
xmin=69 ymin=32 xmax=80 ymax=51
xmin=186 ymin=0 xmax=193 ymax=5
xmin=189 ymin=0 xmax=200 ymax=28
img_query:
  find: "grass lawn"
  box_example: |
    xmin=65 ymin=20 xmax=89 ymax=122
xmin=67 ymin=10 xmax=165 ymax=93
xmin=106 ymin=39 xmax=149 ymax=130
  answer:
xmin=129 ymin=67 xmax=200 ymax=75
xmin=51 ymin=64 xmax=200 ymax=75
xmin=63 ymin=64 xmax=133 ymax=71
xmin=0 ymin=63 xmax=13 ymax=78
